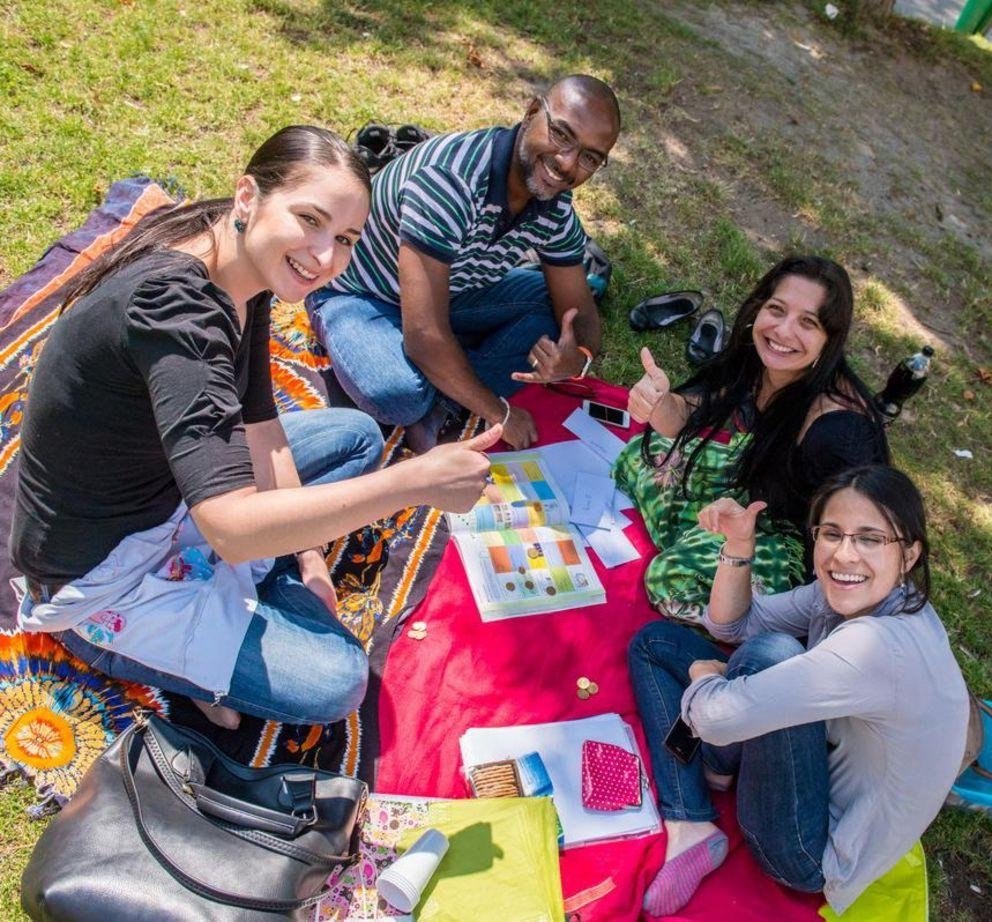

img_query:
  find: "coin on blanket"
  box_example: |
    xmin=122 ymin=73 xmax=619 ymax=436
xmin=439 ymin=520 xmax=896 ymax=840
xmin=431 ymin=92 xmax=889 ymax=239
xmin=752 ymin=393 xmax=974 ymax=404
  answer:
xmin=577 ymin=676 xmax=591 ymax=690
xmin=577 ymin=688 xmax=591 ymax=700
xmin=588 ymin=682 xmax=599 ymax=695
xmin=407 ymin=628 xmax=427 ymax=640
xmin=412 ymin=621 xmax=427 ymax=630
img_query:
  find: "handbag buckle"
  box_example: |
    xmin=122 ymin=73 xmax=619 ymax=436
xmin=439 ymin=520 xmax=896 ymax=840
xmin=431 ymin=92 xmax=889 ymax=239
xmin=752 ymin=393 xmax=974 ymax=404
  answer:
xmin=292 ymin=805 xmax=318 ymax=827
xmin=281 ymin=772 xmax=318 ymax=827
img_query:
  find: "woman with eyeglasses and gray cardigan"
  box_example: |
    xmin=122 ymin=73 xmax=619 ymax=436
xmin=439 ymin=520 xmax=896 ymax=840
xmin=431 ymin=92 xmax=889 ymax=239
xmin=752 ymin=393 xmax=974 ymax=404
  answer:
xmin=629 ymin=464 xmax=969 ymax=916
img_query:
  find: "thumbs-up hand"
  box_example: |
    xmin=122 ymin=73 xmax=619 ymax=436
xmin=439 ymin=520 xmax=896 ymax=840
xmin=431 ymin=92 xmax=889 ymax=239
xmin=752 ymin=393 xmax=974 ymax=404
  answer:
xmin=412 ymin=424 xmax=504 ymax=512
xmin=511 ymin=308 xmax=585 ymax=384
xmin=628 ymin=347 xmax=671 ymax=424
xmin=697 ymin=497 xmax=767 ymax=547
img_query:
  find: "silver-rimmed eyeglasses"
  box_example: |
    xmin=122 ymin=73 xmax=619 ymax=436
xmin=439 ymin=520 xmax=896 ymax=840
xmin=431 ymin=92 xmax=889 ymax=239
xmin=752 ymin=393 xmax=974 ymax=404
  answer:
xmin=810 ymin=526 xmax=905 ymax=553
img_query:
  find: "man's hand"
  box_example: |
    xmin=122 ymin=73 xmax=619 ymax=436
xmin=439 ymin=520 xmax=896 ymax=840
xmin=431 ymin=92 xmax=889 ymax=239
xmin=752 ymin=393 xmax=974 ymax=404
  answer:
xmin=628 ymin=347 xmax=671 ymax=424
xmin=296 ymin=548 xmax=338 ymax=617
xmin=688 ymin=659 xmax=727 ymax=682
xmin=511 ymin=308 xmax=584 ymax=384
xmin=500 ymin=405 xmax=538 ymax=449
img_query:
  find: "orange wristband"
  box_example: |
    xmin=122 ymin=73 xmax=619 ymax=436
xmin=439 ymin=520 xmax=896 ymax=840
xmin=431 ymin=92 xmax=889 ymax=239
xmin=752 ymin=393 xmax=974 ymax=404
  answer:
xmin=573 ymin=346 xmax=594 ymax=380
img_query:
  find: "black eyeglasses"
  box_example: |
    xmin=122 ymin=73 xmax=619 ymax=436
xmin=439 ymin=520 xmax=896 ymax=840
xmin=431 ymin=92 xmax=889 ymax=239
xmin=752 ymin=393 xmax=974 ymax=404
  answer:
xmin=538 ymin=98 xmax=608 ymax=174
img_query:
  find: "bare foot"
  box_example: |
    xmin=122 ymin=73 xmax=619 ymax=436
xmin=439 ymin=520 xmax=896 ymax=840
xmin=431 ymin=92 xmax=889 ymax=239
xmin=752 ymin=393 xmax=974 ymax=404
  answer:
xmin=704 ymin=767 xmax=734 ymax=791
xmin=192 ymin=698 xmax=242 ymax=730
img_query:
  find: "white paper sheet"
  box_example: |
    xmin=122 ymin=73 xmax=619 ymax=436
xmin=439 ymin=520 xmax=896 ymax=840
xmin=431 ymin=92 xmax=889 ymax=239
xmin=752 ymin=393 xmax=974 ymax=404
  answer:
xmin=569 ymin=472 xmax=617 ymax=530
xmin=579 ymin=517 xmax=641 ymax=569
xmin=459 ymin=714 xmax=660 ymax=848
xmin=562 ymin=408 xmax=627 ymax=465
xmin=534 ymin=440 xmax=633 ymax=511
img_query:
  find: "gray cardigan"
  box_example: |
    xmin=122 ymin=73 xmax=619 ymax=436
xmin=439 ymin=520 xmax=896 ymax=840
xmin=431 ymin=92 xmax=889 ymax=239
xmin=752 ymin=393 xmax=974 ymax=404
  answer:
xmin=682 ymin=582 xmax=969 ymax=913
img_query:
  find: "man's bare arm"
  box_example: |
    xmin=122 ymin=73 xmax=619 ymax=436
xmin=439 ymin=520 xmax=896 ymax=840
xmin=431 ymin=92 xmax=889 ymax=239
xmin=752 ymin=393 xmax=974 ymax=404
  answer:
xmin=399 ymin=242 xmax=537 ymax=447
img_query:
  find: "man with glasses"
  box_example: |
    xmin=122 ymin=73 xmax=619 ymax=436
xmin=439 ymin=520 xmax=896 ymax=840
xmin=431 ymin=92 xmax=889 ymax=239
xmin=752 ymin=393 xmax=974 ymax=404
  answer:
xmin=306 ymin=75 xmax=621 ymax=450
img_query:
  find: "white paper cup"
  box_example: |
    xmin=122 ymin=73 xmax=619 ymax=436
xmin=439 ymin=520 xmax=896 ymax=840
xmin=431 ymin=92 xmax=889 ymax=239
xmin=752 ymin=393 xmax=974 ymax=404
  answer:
xmin=377 ymin=827 xmax=450 ymax=913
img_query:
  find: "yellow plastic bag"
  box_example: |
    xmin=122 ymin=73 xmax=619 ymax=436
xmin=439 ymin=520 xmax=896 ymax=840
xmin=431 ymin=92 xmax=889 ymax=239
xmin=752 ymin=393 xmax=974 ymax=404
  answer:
xmin=398 ymin=797 xmax=564 ymax=922
xmin=819 ymin=842 xmax=928 ymax=922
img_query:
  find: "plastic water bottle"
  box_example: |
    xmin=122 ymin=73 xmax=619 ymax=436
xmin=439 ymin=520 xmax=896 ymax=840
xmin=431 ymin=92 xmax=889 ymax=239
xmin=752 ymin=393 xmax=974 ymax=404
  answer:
xmin=874 ymin=346 xmax=934 ymax=422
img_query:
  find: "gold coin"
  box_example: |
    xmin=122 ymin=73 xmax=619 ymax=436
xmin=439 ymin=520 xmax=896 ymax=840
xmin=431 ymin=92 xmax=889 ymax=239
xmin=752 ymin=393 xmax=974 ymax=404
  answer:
xmin=577 ymin=688 xmax=591 ymax=700
xmin=576 ymin=676 xmax=591 ymax=690
xmin=407 ymin=629 xmax=427 ymax=640
xmin=411 ymin=621 xmax=427 ymax=630
xmin=588 ymin=682 xmax=599 ymax=695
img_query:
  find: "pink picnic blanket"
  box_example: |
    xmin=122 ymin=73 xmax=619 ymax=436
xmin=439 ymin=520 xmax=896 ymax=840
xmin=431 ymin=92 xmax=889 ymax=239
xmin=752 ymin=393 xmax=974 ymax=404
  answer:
xmin=376 ymin=381 xmax=824 ymax=921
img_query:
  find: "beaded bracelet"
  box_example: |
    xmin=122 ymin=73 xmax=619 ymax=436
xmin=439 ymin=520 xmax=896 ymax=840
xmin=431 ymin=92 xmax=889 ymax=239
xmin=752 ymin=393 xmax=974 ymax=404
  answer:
xmin=498 ymin=396 xmax=512 ymax=426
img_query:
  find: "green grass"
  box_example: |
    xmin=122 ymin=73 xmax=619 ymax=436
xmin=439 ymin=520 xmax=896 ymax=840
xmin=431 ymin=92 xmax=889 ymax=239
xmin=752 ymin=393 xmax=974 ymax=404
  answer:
xmin=2 ymin=0 xmax=992 ymax=918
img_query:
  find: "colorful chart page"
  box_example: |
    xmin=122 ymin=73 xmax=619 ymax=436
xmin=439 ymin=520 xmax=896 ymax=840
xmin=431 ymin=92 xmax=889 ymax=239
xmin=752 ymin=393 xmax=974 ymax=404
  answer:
xmin=447 ymin=452 xmax=606 ymax=620
xmin=449 ymin=452 xmax=570 ymax=534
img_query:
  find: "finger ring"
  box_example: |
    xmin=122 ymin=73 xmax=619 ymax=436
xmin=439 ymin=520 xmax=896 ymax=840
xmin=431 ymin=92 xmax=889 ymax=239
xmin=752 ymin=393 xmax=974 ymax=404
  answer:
xmin=485 ymin=473 xmax=494 ymax=484
xmin=529 ymin=358 xmax=538 ymax=369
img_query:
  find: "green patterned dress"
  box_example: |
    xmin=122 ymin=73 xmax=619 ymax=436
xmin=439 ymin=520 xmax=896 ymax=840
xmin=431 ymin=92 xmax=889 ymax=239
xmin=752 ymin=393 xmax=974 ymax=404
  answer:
xmin=613 ymin=428 xmax=805 ymax=624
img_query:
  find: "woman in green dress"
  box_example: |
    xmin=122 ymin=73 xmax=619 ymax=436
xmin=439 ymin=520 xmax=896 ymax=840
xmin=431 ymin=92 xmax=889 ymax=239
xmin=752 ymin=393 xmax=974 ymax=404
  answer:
xmin=615 ymin=255 xmax=888 ymax=622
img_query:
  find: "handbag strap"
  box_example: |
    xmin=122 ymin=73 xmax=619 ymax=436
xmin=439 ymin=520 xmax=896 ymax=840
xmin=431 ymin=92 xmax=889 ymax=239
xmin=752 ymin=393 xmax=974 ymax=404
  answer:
xmin=141 ymin=722 xmax=344 ymax=867
xmin=120 ymin=724 xmax=356 ymax=912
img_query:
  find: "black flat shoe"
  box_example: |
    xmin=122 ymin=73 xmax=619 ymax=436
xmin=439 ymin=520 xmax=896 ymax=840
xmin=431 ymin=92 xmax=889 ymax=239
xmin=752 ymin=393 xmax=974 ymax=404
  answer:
xmin=628 ymin=290 xmax=703 ymax=333
xmin=685 ymin=308 xmax=726 ymax=366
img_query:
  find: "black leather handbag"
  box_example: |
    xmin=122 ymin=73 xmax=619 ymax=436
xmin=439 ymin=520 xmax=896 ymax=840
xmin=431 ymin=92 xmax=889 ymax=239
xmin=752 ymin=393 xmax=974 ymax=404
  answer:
xmin=21 ymin=713 xmax=366 ymax=921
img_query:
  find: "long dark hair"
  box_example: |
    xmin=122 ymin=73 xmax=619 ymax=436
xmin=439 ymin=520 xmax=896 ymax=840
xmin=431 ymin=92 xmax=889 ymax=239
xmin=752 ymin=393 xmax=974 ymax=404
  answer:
xmin=60 ymin=125 xmax=371 ymax=305
xmin=645 ymin=255 xmax=888 ymax=519
xmin=808 ymin=464 xmax=931 ymax=613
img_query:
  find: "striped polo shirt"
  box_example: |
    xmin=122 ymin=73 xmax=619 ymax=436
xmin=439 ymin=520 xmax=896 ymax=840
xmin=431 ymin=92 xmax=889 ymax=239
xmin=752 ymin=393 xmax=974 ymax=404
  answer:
xmin=317 ymin=125 xmax=586 ymax=308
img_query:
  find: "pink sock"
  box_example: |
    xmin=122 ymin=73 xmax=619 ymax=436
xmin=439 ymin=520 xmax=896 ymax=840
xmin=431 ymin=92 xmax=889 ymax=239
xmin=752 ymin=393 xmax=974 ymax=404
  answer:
xmin=643 ymin=830 xmax=729 ymax=917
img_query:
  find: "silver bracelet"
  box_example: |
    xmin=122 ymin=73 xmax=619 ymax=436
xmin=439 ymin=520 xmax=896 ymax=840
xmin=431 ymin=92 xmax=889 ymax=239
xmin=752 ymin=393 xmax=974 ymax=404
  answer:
xmin=498 ymin=396 xmax=511 ymax=426
xmin=718 ymin=543 xmax=754 ymax=568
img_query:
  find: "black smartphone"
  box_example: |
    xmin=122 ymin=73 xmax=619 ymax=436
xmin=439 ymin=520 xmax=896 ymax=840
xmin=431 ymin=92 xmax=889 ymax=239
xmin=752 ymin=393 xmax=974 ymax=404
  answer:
xmin=663 ymin=717 xmax=701 ymax=765
xmin=582 ymin=399 xmax=630 ymax=429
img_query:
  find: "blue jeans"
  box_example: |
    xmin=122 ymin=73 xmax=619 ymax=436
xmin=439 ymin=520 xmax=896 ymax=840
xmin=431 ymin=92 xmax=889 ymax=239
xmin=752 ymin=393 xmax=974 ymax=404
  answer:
xmin=56 ymin=407 xmax=385 ymax=724
xmin=307 ymin=268 xmax=559 ymax=426
xmin=628 ymin=621 xmax=829 ymax=893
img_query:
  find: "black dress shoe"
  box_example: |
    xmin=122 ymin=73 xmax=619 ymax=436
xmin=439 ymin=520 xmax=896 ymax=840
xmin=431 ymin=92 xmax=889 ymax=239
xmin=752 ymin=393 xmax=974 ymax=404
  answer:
xmin=628 ymin=290 xmax=703 ymax=333
xmin=685 ymin=308 xmax=726 ymax=366
xmin=394 ymin=124 xmax=431 ymax=152
xmin=355 ymin=122 xmax=398 ymax=172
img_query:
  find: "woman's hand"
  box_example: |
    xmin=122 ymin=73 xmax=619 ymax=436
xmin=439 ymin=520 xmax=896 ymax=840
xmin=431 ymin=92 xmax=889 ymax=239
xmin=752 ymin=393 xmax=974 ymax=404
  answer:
xmin=628 ymin=347 xmax=671 ymax=424
xmin=689 ymin=659 xmax=727 ymax=682
xmin=411 ymin=424 xmax=503 ymax=512
xmin=697 ymin=497 xmax=767 ymax=551
xmin=296 ymin=548 xmax=339 ymax=617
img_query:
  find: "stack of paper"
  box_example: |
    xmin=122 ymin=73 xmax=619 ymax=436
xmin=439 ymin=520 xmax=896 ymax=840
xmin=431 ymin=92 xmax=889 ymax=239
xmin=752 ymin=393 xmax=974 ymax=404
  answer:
xmin=459 ymin=714 xmax=661 ymax=848
xmin=535 ymin=409 xmax=642 ymax=569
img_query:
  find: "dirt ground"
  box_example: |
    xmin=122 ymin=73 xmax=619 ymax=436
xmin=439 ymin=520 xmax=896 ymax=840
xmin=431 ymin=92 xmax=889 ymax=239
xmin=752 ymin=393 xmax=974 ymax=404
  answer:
xmin=642 ymin=1 xmax=991 ymax=357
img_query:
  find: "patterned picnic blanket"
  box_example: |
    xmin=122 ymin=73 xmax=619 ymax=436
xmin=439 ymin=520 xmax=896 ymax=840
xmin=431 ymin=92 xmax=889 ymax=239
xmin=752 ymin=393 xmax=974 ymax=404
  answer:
xmin=0 ymin=178 xmax=449 ymax=811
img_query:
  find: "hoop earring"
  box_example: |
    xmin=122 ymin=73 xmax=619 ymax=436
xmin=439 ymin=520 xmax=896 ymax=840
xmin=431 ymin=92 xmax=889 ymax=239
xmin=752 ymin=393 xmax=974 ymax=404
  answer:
xmin=233 ymin=217 xmax=247 ymax=234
